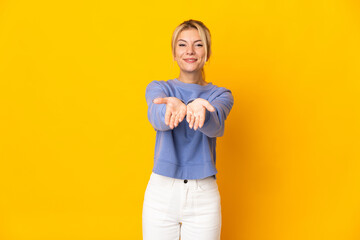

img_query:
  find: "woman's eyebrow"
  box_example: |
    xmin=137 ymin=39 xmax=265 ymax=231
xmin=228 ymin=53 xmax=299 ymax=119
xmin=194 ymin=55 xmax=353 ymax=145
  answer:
xmin=178 ymin=39 xmax=203 ymax=43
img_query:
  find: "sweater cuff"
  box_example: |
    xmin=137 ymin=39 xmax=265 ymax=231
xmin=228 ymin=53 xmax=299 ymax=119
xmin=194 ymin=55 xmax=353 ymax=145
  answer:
xmin=186 ymin=98 xmax=197 ymax=105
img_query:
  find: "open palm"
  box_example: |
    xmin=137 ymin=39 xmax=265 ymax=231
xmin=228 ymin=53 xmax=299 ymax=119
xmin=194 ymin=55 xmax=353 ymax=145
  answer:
xmin=153 ymin=97 xmax=187 ymax=129
xmin=186 ymin=98 xmax=216 ymax=130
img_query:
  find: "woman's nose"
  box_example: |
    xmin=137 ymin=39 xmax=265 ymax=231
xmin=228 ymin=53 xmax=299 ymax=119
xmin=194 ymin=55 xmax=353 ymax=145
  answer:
xmin=186 ymin=46 xmax=195 ymax=54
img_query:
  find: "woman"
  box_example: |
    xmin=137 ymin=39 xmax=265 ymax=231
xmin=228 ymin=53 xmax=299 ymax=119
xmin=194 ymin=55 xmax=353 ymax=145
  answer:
xmin=142 ymin=19 xmax=234 ymax=240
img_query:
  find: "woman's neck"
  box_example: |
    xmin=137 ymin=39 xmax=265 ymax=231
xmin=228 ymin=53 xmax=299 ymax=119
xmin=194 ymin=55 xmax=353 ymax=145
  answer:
xmin=177 ymin=71 xmax=207 ymax=86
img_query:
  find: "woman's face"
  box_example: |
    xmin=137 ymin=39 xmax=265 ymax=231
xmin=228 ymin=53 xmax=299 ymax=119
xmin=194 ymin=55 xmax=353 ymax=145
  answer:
xmin=173 ymin=28 xmax=206 ymax=74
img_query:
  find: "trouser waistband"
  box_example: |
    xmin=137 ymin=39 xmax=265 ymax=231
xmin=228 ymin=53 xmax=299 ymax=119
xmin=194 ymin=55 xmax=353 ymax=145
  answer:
xmin=149 ymin=172 xmax=216 ymax=190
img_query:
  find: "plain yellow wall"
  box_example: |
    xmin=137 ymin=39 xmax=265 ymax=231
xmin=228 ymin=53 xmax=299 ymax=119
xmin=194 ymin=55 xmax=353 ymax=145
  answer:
xmin=1 ymin=0 xmax=359 ymax=239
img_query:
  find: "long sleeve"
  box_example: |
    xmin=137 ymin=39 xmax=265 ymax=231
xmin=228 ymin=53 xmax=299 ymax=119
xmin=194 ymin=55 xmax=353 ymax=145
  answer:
xmin=198 ymin=89 xmax=234 ymax=138
xmin=145 ymin=81 xmax=186 ymax=131
xmin=145 ymin=81 xmax=172 ymax=131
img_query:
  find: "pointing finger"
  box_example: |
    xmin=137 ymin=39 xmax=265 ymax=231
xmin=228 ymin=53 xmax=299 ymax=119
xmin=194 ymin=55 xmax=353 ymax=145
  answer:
xmin=153 ymin=97 xmax=167 ymax=104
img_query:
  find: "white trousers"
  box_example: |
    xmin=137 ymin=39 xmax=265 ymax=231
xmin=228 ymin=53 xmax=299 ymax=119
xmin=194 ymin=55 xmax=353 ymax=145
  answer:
xmin=142 ymin=172 xmax=222 ymax=240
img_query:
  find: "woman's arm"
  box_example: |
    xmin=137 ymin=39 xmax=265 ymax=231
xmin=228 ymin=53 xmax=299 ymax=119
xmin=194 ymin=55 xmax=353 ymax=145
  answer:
xmin=188 ymin=90 xmax=234 ymax=137
xmin=145 ymin=81 xmax=186 ymax=131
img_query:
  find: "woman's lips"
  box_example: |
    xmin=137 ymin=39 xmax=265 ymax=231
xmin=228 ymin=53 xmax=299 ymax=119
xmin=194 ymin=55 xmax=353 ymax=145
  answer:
xmin=184 ymin=59 xmax=197 ymax=63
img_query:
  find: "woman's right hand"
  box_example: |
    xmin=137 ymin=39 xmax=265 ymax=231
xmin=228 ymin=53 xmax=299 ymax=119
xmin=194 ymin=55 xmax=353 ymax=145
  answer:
xmin=153 ymin=97 xmax=187 ymax=129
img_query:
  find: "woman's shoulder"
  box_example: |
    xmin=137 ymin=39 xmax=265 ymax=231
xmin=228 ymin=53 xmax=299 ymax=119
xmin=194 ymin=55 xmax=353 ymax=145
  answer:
xmin=146 ymin=79 xmax=174 ymax=88
xmin=209 ymin=83 xmax=233 ymax=95
xmin=145 ymin=79 xmax=176 ymax=96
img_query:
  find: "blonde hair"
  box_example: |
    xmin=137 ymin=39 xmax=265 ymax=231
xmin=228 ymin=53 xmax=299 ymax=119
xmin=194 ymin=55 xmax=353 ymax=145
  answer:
xmin=171 ymin=19 xmax=212 ymax=80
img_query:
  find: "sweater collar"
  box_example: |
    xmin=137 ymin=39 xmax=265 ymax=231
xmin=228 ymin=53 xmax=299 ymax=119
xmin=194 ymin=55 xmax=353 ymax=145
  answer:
xmin=173 ymin=78 xmax=213 ymax=90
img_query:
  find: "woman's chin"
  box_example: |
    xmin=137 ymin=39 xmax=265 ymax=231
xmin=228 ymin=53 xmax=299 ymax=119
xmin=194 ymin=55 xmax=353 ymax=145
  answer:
xmin=180 ymin=68 xmax=203 ymax=74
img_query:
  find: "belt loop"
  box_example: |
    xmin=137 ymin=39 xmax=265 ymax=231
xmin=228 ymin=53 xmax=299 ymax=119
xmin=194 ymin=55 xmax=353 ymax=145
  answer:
xmin=171 ymin=178 xmax=175 ymax=188
xmin=195 ymin=179 xmax=199 ymax=190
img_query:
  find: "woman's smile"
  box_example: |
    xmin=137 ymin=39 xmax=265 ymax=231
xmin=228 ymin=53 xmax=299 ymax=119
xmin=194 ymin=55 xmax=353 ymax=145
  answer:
xmin=184 ymin=58 xmax=197 ymax=63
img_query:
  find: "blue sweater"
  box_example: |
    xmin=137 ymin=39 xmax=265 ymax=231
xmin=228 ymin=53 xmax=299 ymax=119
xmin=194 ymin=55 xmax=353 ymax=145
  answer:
xmin=145 ymin=78 xmax=234 ymax=180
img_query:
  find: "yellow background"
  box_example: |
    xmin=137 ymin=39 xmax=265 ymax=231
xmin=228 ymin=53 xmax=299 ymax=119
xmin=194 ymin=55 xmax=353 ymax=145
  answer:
xmin=1 ymin=0 xmax=359 ymax=239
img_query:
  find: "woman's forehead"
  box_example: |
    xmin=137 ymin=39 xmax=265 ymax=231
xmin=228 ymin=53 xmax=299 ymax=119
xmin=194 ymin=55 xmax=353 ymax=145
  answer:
xmin=177 ymin=29 xmax=202 ymax=42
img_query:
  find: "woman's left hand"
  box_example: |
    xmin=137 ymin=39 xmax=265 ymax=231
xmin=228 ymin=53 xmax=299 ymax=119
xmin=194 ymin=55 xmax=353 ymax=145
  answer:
xmin=186 ymin=98 xmax=216 ymax=130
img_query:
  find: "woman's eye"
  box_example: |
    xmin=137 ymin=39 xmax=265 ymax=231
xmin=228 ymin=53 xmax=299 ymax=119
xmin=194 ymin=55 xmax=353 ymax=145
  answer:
xmin=178 ymin=43 xmax=202 ymax=47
